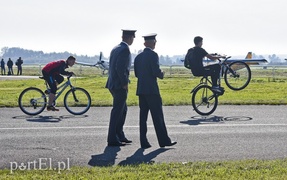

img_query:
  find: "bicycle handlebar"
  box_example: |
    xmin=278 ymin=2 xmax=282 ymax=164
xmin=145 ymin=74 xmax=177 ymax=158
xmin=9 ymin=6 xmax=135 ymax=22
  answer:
xmin=217 ymin=56 xmax=231 ymax=63
xmin=67 ymin=73 xmax=75 ymax=80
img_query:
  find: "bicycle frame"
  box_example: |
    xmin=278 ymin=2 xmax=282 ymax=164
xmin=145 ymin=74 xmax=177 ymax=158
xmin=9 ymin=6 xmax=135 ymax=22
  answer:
xmin=190 ymin=56 xmax=251 ymax=115
xmin=44 ymin=76 xmax=75 ymax=102
xmin=191 ymin=76 xmax=213 ymax=93
xmin=191 ymin=57 xmax=231 ymax=94
xmin=192 ymin=57 xmax=233 ymax=88
xmin=19 ymin=75 xmax=91 ymax=116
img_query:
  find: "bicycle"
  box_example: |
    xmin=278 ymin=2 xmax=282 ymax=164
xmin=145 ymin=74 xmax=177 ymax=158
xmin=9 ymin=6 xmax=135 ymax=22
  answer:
xmin=18 ymin=74 xmax=91 ymax=116
xmin=191 ymin=56 xmax=251 ymax=116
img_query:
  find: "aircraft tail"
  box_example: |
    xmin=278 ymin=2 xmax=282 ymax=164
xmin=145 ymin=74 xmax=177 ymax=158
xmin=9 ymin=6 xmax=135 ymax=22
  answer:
xmin=96 ymin=52 xmax=103 ymax=65
xmin=245 ymin=52 xmax=252 ymax=59
xmin=99 ymin=51 xmax=102 ymax=61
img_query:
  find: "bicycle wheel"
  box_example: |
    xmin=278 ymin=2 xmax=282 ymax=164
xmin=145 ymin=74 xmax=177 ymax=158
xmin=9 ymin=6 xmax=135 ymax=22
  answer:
xmin=191 ymin=85 xmax=218 ymax=116
xmin=224 ymin=61 xmax=251 ymax=90
xmin=64 ymin=87 xmax=91 ymax=115
xmin=18 ymin=87 xmax=47 ymax=115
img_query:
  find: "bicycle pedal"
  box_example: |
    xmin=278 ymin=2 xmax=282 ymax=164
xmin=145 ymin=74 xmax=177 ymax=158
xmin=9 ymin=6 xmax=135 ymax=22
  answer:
xmin=217 ymin=90 xmax=225 ymax=96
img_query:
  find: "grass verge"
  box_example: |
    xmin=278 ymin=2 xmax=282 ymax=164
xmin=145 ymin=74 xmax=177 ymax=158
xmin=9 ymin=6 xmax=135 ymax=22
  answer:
xmin=1 ymin=159 xmax=287 ymax=179
xmin=1 ymin=76 xmax=287 ymax=107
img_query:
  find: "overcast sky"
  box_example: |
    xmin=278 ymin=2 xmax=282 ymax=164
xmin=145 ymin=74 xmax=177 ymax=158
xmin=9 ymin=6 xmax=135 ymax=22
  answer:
xmin=1 ymin=0 xmax=287 ymax=58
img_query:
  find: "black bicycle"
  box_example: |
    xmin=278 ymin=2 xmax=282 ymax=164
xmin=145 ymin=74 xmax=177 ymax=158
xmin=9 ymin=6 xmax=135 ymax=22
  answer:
xmin=18 ymin=75 xmax=91 ymax=116
xmin=191 ymin=56 xmax=251 ymax=115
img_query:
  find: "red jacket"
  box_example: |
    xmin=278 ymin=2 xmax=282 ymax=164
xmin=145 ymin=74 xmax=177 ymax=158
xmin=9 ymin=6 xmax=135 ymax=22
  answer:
xmin=42 ymin=60 xmax=70 ymax=76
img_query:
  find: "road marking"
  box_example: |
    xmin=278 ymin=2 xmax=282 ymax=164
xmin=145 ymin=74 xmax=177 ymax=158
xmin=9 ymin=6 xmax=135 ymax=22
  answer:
xmin=1 ymin=123 xmax=287 ymax=130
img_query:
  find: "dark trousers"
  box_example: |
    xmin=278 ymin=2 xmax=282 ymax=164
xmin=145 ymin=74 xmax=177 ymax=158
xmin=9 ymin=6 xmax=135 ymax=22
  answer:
xmin=192 ymin=64 xmax=221 ymax=86
xmin=107 ymin=88 xmax=128 ymax=143
xmin=17 ymin=66 xmax=22 ymax=75
xmin=8 ymin=67 xmax=13 ymax=75
xmin=1 ymin=67 xmax=5 ymax=75
xmin=139 ymin=94 xmax=171 ymax=147
xmin=203 ymin=64 xmax=221 ymax=86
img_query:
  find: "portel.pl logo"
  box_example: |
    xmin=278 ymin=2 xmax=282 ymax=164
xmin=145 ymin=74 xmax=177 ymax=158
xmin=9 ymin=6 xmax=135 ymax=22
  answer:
xmin=10 ymin=158 xmax=70 ymax=174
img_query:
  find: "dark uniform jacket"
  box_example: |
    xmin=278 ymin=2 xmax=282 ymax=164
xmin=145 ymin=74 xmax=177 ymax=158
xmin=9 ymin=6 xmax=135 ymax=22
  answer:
xmin=134 ymin=48 xmax=164 ymax=95
xmin=106 ymin=42 xmax=131 ymax=90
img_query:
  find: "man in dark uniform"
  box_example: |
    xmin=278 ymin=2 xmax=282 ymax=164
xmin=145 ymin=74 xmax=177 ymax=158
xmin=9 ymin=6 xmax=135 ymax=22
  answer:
xmin=134 ymin=33 xmax=177 ymax=149
xmin=105 ymin=29 xmax=136 ymax=146
xmin=190 ymin=36 xmax=225 ymax=92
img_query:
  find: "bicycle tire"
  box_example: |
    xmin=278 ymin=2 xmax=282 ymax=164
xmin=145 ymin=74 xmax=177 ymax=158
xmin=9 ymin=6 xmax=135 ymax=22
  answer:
xmin=18 ymin=87 xmax=47 ymax=115
xmin=191 ymin=85 xmax=218 ymax=116
xmin=64 ymin=87 xmax=91 ymax=115
xmin=224 ymin=61 xmax=251 ymax=90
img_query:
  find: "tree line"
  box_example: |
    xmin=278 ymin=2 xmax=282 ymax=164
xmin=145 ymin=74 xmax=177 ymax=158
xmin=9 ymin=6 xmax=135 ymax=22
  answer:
xmin=0 ymin=47 xmax=100 ymax=65
xmin=0 ymin=47 xmax=285 ymax=65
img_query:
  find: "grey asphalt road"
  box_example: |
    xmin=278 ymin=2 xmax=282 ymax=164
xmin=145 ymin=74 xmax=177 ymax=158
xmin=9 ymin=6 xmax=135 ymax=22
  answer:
xmin=1 ymin=105 xmax=287 ymax=170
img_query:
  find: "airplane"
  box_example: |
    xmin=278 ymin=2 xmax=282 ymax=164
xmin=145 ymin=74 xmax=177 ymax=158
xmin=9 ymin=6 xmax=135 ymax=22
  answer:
xmin=200 ymin=52 xmax=268 ymax=65
xmin=224 ymin=52 xmax=268 ymax=65
xmin=76 ymin=52 xmax=136 ymax=74
xmin=76 ymin=52 xmax=109 ymax=74
xmin=182 ymin=52 xmax=268 ymax=66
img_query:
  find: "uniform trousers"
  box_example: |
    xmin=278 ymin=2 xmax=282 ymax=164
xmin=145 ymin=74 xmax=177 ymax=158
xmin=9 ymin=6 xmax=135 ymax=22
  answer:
xmin=107 ymin=88 xmax=128 ymax=143
xmin=139 ymin=94 xmax=171 ymax=147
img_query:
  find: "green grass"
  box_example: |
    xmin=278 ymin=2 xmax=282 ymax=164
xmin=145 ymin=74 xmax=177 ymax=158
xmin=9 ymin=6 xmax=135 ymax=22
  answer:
xmin=1 ymin=159 xmax=287 ymax=179
xmin=1 ymin=75 xmax=287 ymax=107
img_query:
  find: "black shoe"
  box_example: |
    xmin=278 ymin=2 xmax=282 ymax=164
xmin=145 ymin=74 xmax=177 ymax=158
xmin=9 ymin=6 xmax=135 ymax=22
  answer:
xmin=160 ymin=141 xmax=177 ymax=148
xmin=141 ymin=144 xmax=152 ymax=149
xmin=121 ymin=139 xmax=132 ymax=143
xmin=108 ymin=142 xmax=126 ymax=146
xmin=212 ymin=86 xmax=222 ymax=93
xmin=47 ymin=106 xmax=59 ymax=111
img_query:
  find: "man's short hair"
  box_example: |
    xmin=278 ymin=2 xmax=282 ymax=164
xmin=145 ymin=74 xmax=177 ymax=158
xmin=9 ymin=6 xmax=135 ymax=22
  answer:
xmin=67 ymin=56 xmax=76 ymax=61
xmin=194 ymin=36 xmax=203 ymax=45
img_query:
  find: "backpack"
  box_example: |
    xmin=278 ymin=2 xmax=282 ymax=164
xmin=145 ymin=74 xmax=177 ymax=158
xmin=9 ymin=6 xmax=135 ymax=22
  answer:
xmin=184 ymin=48 xmax=194 ymax=69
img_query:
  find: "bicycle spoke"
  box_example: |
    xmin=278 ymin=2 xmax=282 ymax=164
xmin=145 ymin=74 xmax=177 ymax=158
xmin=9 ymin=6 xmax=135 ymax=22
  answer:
xmin=224 ymin=61 xmax=251 ymax=90
xmin=18 ymin=87 xmax=47 ymax=115
xmin=192 ymin=85 xmax=218 ymax=116
xmin=64 ymin=87 xmax=91 ymax=115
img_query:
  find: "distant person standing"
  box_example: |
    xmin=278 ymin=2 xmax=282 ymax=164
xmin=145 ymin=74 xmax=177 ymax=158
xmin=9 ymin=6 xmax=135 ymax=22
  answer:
xmin=134 ymin=33 xmax=177 ymax=149
xmin=16 ymin=57 xmax=23 ymax=75
xmin=7 ymin=58 xmax=14 ymax=75
xmin=105 ymin=29 xmax=136 ymax=146
xmin=1 ymin=58 xmax=5 ymax=75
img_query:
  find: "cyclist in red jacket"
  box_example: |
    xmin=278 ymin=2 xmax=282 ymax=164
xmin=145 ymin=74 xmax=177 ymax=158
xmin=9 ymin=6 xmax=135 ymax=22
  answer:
xmin=42 ymin=56 xmax=76 ymax=111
